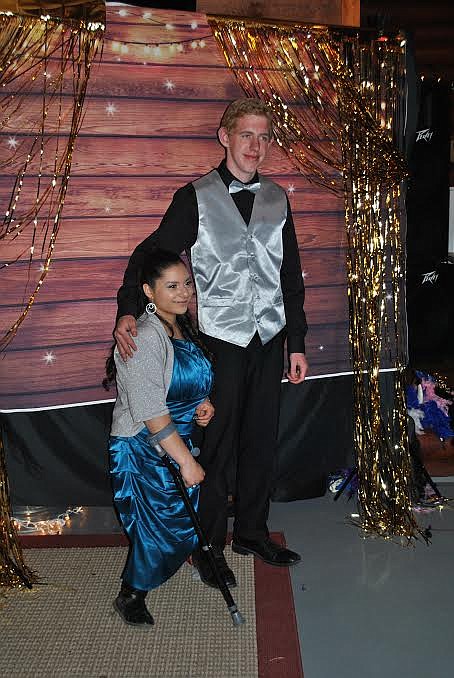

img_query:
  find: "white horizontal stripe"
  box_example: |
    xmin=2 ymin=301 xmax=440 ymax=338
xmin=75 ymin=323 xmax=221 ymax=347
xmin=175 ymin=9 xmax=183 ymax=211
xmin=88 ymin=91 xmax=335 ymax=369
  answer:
xmin=1 ymin=368 xmax=399 ymax=413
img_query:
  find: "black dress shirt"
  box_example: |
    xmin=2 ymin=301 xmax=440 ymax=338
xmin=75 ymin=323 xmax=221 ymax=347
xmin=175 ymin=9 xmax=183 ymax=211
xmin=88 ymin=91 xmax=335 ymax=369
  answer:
xmin=117 ymin=160 xmax=308 ymax=353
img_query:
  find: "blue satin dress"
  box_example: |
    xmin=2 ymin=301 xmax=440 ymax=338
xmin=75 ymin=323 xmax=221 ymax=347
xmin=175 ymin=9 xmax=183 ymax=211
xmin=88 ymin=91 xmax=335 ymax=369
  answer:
xmin=109 ymin=338 xmax=213 ymax=592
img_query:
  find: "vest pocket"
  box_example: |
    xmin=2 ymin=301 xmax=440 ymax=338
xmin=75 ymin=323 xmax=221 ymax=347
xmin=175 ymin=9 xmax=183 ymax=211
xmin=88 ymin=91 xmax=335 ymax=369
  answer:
xmin=199 ymin=296 xmax=233 ymax=307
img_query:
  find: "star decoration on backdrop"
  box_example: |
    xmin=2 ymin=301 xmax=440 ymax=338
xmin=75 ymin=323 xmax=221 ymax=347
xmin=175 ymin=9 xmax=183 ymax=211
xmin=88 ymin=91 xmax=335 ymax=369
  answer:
xmin=302 ymin=270 xmax=308 ymax=279
xmin=42 ymin=351 xmax=56 ymax=364
xmin=164 ymin=80 xmax=175 ymax=91
xmin=319 ymin=345 xmax=324 ymax=351
xmin=7 ymin=136 xmax=19 ymax=149
xmin=105 ymin=102 xmax=118 ymax=116
xmin=287 ymin=184 xmax=296 ymax=194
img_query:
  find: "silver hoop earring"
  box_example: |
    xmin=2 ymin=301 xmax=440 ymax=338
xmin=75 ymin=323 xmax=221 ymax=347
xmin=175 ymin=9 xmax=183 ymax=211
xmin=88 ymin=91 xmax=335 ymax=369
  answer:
xmin=146 ymin=302 xmax=157 ymax=315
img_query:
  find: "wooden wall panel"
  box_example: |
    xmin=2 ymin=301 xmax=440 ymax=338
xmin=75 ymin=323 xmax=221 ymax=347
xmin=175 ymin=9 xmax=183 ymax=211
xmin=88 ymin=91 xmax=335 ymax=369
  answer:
xmin=0 ymin=4 xmax=357 ymax=410
xmin=87 ymin=63 xmax=242 ymax=100
xmin=2 ymin=322 xmax=352 ymax=410
xmin=0 ymin=300 xmax=117 ymax=349
xmin=1 ymin=247 xmax=346 ymax=305
xmin=2 ymin=344 xmax=114 ymax=407
xmin=2 ymin=99 xmax=229 ymax=136
xmin=1 ymin=211 xmax=345 ymax=264
xmin=3 ymin=97 xmax=313 ymax=137
xmin=5 ymin=137 xmax=311 ymax=177
xmin=197 ymin=0 xmax=360 ymax=26
xmin=0 ymin=285 xmax=348 ymax=349
xmin=3 ymin=136 xmax=338 ymax=179
xmin=0 ymin=176 xmax=342 ymax=217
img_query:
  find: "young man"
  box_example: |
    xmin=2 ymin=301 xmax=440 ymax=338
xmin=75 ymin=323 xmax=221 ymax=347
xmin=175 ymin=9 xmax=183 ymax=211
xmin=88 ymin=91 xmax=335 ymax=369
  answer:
xmin=115 ymin=99 xmax=308 ymax=588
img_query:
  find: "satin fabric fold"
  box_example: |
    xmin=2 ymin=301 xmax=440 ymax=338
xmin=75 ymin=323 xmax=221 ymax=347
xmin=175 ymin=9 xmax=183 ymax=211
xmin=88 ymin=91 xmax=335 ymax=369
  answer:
xmin=109 ymin=339 xmax=212 ymax=591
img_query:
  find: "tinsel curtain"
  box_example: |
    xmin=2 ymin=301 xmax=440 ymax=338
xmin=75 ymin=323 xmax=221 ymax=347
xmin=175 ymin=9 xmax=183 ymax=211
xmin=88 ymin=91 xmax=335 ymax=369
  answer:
xmin=0 ymin=4 xmax=104 ymax=349
xmin=0 ymin=2 xmax=104 ymax=589
xmin=209 ymin=17 xmax=423 ymax=541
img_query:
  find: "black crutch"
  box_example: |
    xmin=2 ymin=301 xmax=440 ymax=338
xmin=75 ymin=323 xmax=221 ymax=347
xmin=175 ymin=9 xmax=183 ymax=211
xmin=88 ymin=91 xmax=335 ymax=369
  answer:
xmin=151 ymin=441 xmax=245 ymax=627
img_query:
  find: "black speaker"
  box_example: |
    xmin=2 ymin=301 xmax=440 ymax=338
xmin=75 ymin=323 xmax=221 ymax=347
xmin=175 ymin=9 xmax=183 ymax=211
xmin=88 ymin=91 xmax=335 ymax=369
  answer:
xmin=405 ymin=79 xmax=451 ymax=363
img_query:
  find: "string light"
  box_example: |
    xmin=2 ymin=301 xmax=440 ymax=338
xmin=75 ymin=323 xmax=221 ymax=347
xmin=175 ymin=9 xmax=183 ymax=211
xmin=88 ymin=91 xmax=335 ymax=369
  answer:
xmin=106 ymin=8 xmax=211 ymax=60
xmin=12 ymin=507 xmax=84 ymax=535
xmin=108 ymin=36 xmax=211 ymax=60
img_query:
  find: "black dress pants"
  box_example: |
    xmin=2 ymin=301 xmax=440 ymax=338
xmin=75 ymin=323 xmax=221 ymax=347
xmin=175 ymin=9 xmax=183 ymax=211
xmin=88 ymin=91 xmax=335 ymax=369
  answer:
xmin=197 ymin=331 xmax=285 ymax=547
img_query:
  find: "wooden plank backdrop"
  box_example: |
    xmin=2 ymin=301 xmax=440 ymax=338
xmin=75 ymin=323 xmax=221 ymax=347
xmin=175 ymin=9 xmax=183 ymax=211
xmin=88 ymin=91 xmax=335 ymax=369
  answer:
xmin=0 ymin=3 xmax=363 ymax=411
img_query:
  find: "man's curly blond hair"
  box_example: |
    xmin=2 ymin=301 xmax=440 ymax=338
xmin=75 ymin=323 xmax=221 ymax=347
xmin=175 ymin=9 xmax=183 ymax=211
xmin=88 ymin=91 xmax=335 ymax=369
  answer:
xmin=219 ymin=98 xmax=274 ymax=136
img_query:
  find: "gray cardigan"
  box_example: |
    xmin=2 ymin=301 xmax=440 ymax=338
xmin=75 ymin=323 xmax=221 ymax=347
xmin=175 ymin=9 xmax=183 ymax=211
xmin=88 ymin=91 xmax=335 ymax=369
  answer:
xmin=110 ymin=312 xmax=174 ymax=437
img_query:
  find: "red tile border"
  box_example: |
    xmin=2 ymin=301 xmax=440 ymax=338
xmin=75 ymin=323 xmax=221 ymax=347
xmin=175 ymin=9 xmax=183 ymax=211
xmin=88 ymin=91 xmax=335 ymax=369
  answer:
xmin=20 ymin=531 xmax=303 ymax=677
xmin=253 ymin=533 xmax=304 ymax=678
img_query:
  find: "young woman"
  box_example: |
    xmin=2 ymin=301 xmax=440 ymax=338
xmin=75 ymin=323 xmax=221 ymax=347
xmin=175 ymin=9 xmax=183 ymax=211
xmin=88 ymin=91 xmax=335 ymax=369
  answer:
xmin=105 ymin=248 xmax=214 ymax=628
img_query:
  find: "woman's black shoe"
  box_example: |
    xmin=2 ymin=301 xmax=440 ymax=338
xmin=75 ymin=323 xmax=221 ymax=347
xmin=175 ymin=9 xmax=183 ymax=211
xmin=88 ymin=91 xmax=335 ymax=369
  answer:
xmin=113 ymin=583 xmax=154 ymax=627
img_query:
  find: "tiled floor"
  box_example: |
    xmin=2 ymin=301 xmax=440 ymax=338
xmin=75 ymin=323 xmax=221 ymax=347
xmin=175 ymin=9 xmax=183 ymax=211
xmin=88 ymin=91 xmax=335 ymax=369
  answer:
xmin=13 ymin=478 xmax=454 ymax=678
xmin=269 ymin=479 xmax=454 ymax=678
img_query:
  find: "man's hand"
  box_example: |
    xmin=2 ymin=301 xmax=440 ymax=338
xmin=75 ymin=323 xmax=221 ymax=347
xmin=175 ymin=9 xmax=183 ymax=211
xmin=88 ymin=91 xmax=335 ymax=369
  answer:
xmin=114 ymin=315 xmax=138 ymax=361
xmin=287 ymin=353 xmax=308 ymax=384
xmin=194 ymin=398 xmax=215 ymax=427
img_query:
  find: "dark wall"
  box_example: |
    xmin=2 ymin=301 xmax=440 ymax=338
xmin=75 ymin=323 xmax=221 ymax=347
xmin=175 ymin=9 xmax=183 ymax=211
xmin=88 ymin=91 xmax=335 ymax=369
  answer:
xmin=3 ymin=375 xmax=355 ymax=507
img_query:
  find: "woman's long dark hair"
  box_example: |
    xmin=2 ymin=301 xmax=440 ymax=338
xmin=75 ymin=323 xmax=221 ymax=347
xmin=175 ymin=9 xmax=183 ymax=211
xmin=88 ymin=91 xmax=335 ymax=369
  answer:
xmin=103 ymin=248 xmax=211 ymax=390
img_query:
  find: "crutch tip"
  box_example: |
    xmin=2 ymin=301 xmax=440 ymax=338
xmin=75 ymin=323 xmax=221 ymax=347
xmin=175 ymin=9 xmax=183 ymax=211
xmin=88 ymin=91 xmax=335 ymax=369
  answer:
xmin=231 ymin=610 xmax=246 ymax=626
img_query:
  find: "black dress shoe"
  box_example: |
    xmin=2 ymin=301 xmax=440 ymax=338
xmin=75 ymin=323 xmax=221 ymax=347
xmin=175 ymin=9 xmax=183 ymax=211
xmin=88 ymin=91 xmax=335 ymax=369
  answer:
xmin=192 ymin=547 xmax=237 ymax=589
xmin=232 ymin=536 xmax=301 ymax=566
xmin=113 ymin=583 xmax=154 ymax=627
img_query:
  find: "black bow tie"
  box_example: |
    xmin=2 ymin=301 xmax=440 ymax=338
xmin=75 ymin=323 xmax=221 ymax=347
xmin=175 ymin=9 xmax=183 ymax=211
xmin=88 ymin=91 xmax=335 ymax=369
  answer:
xmin=229 ymin=179 xmax=261 ymax=194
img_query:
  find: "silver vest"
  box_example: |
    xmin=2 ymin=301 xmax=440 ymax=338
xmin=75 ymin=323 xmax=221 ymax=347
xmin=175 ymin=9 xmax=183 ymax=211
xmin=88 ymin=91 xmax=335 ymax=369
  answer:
xmin=191 ymin=170 xmax=287 ymax=347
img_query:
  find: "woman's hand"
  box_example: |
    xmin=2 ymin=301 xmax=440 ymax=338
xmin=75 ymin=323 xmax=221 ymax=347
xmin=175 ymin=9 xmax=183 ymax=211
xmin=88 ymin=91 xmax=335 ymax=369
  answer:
xmin=180 ymin=457 xmax=205 ymax=487
xmin=194 ymin=398 xmax=214 ymax=427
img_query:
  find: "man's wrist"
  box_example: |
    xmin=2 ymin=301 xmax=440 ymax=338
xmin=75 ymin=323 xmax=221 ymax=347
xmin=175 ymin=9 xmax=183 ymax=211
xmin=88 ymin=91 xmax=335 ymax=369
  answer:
xmin=287 ymin=337 xmax=306 ymax=355
xmin=116 ymin=310 xmax=136 ymax=323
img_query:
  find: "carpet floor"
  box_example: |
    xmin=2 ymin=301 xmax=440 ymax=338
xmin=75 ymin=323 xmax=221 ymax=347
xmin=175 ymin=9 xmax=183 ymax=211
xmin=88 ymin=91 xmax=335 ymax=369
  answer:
xmin=1 ymin=546 xmax=258 ymax=678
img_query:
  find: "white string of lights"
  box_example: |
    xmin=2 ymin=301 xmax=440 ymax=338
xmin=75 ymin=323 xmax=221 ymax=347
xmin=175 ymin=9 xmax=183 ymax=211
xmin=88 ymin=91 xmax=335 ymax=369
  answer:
xmin=106 ymin=6 xmax=211 ymax=59
xmin=12 ymin=507 xmax=84 ymax=535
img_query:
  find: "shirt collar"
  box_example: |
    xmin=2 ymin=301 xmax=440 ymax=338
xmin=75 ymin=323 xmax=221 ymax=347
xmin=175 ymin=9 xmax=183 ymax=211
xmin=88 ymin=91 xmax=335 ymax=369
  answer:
xmin=217 ymin=159 xmax=259 ymax=190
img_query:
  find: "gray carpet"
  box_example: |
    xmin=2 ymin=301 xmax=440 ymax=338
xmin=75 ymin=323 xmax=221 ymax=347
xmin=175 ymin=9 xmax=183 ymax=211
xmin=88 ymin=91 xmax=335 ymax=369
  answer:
xmin=1 ymin=546 xmax=257 ymax=677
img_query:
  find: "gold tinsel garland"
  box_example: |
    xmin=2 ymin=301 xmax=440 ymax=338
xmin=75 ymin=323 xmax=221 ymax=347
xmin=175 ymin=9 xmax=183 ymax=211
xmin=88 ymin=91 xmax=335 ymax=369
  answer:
xmin=209 ymin=16 xmax=423 ymax=541
xmin=0 ymin=5 xmax=104 ymax=589
xmin=0 ymin=427 xmax=36 ymax=589
xmin=0 ymin=8 xmax=104 ymax=350
xmin=332 ymin=37 xmax=420 ymax=538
